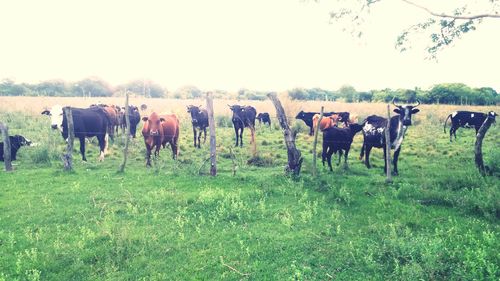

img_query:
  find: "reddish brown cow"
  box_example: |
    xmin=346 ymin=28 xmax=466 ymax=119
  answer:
xmin=159 ymin=114 xmax=180 ymax=160
xmin=312 ymin=114 xmax=340 ymax=132
xmin=142 ymin=112 xmax=165 ymax=166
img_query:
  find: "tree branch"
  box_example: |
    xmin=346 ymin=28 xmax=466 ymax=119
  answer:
xmin=401 ymin=0 xmax=500 ymax=20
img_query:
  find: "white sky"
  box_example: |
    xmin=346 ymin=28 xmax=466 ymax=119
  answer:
xmin=0 ymin=0 xmax=499 ymax=92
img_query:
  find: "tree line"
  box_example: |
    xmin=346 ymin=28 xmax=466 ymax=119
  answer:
xmin=1 ymin=78 xmax=498 ymax=105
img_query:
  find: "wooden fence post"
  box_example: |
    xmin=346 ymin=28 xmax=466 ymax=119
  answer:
xmin=267 ymin=92 xmax=303 ymax=176
xmin=385 ymin=104 xmax=392 ymax=183
xmin=0 ymin=123 xmax=13 ymax=171
xmin=475 ymin=114 xmax=496 ymax=176
xmin=206 ymin=92 xmax=217 ymax=176
xmin=119 ymin=91 xmax=130 ymax=173
xmin=62 ymin=107 xmax=74 ymax=171
xmin=312 ymin=107 xmax=324 ymax=177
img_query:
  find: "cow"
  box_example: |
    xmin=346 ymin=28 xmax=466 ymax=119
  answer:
xmin=140 ymin=104 xmax=148 ymax=111
xmin=187 ymin=105 xmax=208 ymax=148
xmin=359 ymin=100 xmax=420 ymax=175
xmin=256 ymin=113 xmax=271 ymax=127
xmin=295 ymin=111 xmax=349 ymax=135
xmin=312 ymin=114 xmax=340 ymax=132
xmin=141 ymin=112 xmax=179 ymax=166
xmin=41 ymin=105 xmax=111 ymax=162
xmin=444 ymin=111 xmax=497 ymax=142
xmin=89 ymin=104 xmax=119 ymax=141
xmin=121 ymin=105 xmax=141 ymax=138
xmin=0 ymin=135 xmax=32 ymax=161
xmin=322 ymin=123 xmax=364 ymax=171
xmin=228 ymin=105 xmax=257 ymax=147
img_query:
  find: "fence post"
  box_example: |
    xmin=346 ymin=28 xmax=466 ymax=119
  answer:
xmin=62 ymin=107 xmax=74 ymax=171
xmin=267 ymin=92 xmax=303 ymax=176
xmin=0 ymin=122 xmax=13 ymax=171
xmin=475 ymin=114 xmax=496 ymax=176
xmin=385 ymin=104 xmax=392 ymax=183
xmin=119 ymin=91 xmax=130 ymax=173
xmin=206 ymin=92 xmax=217 ymax=176
xmin=312 ymin=106 xmax=324 ymax=177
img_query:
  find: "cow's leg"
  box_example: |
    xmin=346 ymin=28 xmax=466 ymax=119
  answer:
xmin=145 ymin=146 xmax=152 ymax=167
xmin=364 ymin=145 xmax=373 ymax=169
xmin=79 ymin=137 xmax=87 ymax=162
xmin=309 ymin=126 xmax=314 ymax=136
xmin=193 ymin=127 xmax=197 ymax=148
xmin=234 ymin=126 xmax=239 ymax=147
xmin=393 ymin=147 xmax=401 ymax=176
xmin=239 ymin=127 xmax=244 ymax=147
xmin=97 ymin=135 xmax=106 ymax=161
xmin=359 ymin=142 xmax=365 ymax=160
xmin=337 ymin=150 xmax=342 ymax=166
xmin=326 ymin=147 xmax=333 ymax=171
xmin=203 ymin=127 xmax=207 ymax=144
xmin=344 ymin=148 xmax=350 ymax=169
xmin=382 ymin=146 xmax=387 ymax=173
xmin=322 ymin=141 xmax=328 ymax=166
xmin=197 ymin=128 xmax=202 ymax=148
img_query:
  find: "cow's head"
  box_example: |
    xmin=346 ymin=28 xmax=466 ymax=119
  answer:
xmin=228 ymin=104 xmax=245 ymax=117
xmin=393 ymin=99 xmax=420 ymax=126
xmin=142 ymin=112 xmax=163 ymax=137
xmin=12 ymin=135 xmax=32 ymax=147
xmin=187 ymin=105 xmax=203 ymax=123
xmin=41 ymin=105 xmax=64 ymax=131
xmin=295 ymin=111 xmax=306 ymax=120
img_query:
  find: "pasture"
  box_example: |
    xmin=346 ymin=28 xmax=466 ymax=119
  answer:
xmin=0 ymin=96 xmax=499 ymax=280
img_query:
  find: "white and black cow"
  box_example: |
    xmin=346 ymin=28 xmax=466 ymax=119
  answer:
xmin=228 ymin=104 xmax=257 ymax=147
xmin=444 ymin=111 xmax=497 ymax=142
xmin=0 ymin=135 xmax=32 ymax=161
xmin=41 ymin=105 xmax=111 ymax=161
xmin=359 ymin=100 xmax=420 ymax=175
xmin=187 ymin=105 xmax=208 ymax=148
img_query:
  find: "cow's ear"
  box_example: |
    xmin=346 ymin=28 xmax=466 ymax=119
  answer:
xmin=411 ymin=108 xmax=420 ymax=114
xmin=393 ymin=108 xmax=401 ymax=114
xmin=142 ymin=117 xmax=148 ymax=122
xmin=41 ymin=110 xmax=51 ymax=116
xmin=159 ymin=117 xmax=165 ymax=122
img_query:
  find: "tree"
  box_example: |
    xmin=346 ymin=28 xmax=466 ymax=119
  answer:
xmin=75 ymin=78 xmax=113 ymax=97
xmin=338 ymin=85 xmax=357 ymax=102
xmin=329 ymin=0 xmax=500 ymax=58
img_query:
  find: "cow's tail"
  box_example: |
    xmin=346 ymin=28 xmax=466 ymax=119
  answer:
xmin=443 ymin=114 xmax=452 ymax=133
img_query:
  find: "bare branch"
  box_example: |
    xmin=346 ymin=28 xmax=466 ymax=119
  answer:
xmin=401 ymin=0 xmax=500 ymax=20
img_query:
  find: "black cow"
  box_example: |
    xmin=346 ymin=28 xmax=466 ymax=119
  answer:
xmin=256 ymin=113 xmax=271 ymax=127
xmin=359 ymin=100 xmax=420 ymax=175
xmin=121 ymin=105 xmax=141 ymax=138
xmin=41 ymin=105 xmax=111 ymax=161
xmin=0 ymin=135 xmax=32 ymax=161
xmin=295 ymin=111 xmax=349 ymax=135
xmin=187 ymin=105 xmax=208 ymax=148
xmin=228 ymin=104 xmax=257 ymax=147
xmin=322 ymin=123 xmax=364 ymax=171
xmin=444 ymin=111 xmax=497 ymax=142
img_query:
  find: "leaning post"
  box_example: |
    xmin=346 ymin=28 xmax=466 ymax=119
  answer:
xmin=267 ymin=92 xmax=303 ymax=176
xmin=312 ymin=106 xmax=324 ymax=177
xmin=475 ymin=113 xmax=496 ymax=176
xmin=0 ymin=122 xmax=13 ymax=172
xmin=206 ymin=91 xmax=217 ymax=176
xmin=385 ymin=104 xmax=392 ymax=183
xmin=62 ymin=107 xmax=74 ymax=171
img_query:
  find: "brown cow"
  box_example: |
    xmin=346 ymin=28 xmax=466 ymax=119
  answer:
xmin=142 ymin=112 xmax=164 ymax=166
xmin=312 ymin=114 xmax=340 ymax=132
xmin=159 ymin=113 xmax=180 ymax=160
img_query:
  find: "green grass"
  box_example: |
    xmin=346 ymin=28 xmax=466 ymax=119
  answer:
xmin=0 ymin=109 xmax=499 ymax=280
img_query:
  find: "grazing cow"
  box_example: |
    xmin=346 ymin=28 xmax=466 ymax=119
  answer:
xmin=122 ymin=105 xmax=141 ymax=138
xmin=187 ymin=105 xmax=208 ymax=148
xmin=0 ymin=135 xmax=32 ymax=161
xmin=312 ymin=114 xmax=340 ymax=132
xmin=295 ymin=111 xmax=348 ymax=135
xmin=256 ymin=113 xmax=271 ymax=127
xmin=41 ymin=105 xmax=110 ymax=161
xmin=444 ymin=111 xmax=497 ymax=142
xmin=141 ymin=112 xmax=180 ymax=166
xmin=228 ymin=105 xmax=257 ymax=147
xmin=359 ymin=100 xmax=420 ymax=175
xmin=322 ymin=123 xmax=364 ymax=171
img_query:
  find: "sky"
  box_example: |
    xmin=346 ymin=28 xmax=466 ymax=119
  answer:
xmin=0 ymin=0 xmax=499 ymax=92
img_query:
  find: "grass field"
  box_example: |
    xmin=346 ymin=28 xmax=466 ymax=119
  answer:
xmin=0 ymin=97 xmax=499 ymax=280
